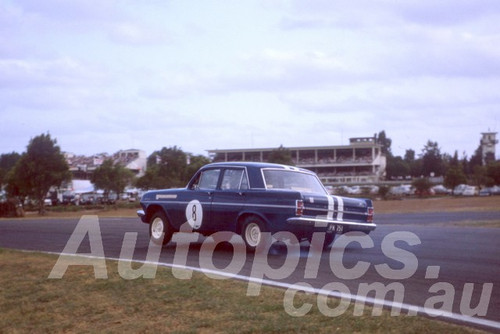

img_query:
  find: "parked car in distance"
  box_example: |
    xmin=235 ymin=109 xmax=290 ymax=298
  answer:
xmin=390 ymin=184 xmax=414 ymax=196
xmin=479 ymin=188 xmax=491 ymax=196
xmin=432 ymin=185 xmax=451 ymax=195
xmin=453 ymin=184 xmax=468 ymax=196
xmin=462 ymin=186 xmax=478 ymax=196
xmin=479 ymin=186 xmax=500 ymax=196
xmin=137 ymin=162 xmax=376 ymax=251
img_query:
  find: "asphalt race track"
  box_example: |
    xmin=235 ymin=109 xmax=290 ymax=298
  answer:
xmin=1 ymin=211 xmax=499 ymax=332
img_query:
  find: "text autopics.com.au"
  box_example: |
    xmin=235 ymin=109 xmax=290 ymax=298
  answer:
xmin=49 ymin=215 xmax=493 ymax=319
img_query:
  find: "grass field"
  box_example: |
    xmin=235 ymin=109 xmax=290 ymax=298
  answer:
xmin=0 ymin=249 xmax=487 ymax=333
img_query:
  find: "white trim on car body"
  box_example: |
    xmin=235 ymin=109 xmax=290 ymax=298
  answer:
xmin=147 ymin=199 xmax=370 ymax=218
xmin=286 ymin=216 xmax=376 ymax=229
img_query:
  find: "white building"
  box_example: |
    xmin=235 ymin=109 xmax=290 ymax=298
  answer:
xmin=113 ymin=149 xmax=147 ymax=177
xmin=65 ymin=149 xmax=147 ymax=178
xmin=208 ymin=136 xmax=386 ymax=185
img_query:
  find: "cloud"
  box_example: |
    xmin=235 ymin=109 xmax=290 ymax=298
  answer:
xmin=0 ymin=57 xmax=110 ymax=115
xmin=0 ymin=58 xmax=103 ymax=88
xmin=190 ymin=49 xmax=378 ymax=95
xmin=12 ymin=0 xmax=124 ymax=23
xmin=108 ymin=23 xmax=173 ymax=45
xmin=282 ymin=0 xmax=500 ymax=28
xmin=391 ymin=0 xmax=500 ymax=26
xmin=1 ymin=0 xmax=499 ymax=160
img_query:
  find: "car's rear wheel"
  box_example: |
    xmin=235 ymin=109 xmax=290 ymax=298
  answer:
xmin=149 ymin=211 xmax=173 ymax=246
xmin=241 ymin=216 xmax=266 ymax=252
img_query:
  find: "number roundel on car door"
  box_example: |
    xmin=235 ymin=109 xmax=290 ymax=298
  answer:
xmin=185 ymin=199 xmax=203 ymax=229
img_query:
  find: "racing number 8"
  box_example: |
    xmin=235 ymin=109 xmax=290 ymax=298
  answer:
xmin=192 ymin=205 xmax=197 ymax=222
xmin=186 ymin=199 xmax=203 ymax=229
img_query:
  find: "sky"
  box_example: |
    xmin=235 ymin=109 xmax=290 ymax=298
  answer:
xmin=1 ymin=0 xmax=499 ymax=159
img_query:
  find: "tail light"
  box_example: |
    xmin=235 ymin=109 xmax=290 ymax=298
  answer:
xmin=296 ymin=200 xmax=304 ymax=216
xmin=367 ymin=207 xmax=374 ymax=223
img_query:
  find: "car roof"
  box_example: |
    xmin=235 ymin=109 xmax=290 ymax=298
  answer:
xmin=204 ymin=161 xmax=312 ymax=173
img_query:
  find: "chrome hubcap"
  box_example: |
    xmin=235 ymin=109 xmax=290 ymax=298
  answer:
xmin=245 ymin=223 xmax=261 ymax=247
xmin=151 ymin=218 xmax=164 ymax=239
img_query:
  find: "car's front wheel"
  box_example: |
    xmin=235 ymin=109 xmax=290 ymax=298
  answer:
xmin=149 ymin=211 xmax=173 ymax=246
xmin=241 ymin=216 xmax=267 ymax=252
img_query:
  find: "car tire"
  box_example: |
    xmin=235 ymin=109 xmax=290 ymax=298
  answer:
xmin=149 ymin=211 xmax=173 ymax=246
xmin=241 ymin=216 xmax=267 ymax=252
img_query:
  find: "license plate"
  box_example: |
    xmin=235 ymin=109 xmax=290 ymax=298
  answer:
xmin=327 ymin=224 xmax=343 ymax=233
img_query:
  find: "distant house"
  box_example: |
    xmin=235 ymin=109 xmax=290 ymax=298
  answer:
xmin=65 ymin=149 xmax=147 ymax=179
xmin=113 ymin=149 xmax=147 ymax=177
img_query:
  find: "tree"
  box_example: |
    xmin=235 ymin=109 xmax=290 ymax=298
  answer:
xmin=412 ymin=177 xmax=432 ymax=197
xmin=470 ymin=165 xmax=490 ymax=189
xmin=404 ymin=149 xmax=422 ymax=177
xmin=444 ymin=151 xmax=467 ymax=194
xmin=385 ymin=155 xmax=409 ymax=180
xmin=420 ymin=140 xmax=443 ymax=177
xmin=378 ymin=185 xmax=390 ymax=200
xmin=7 ymin=133 xmax=70 ymax=214
xmin=268 ymin=145 xmax=294 ymax=165
xmin=155 ymin=146 xmax=188 ymax=187
xmin=377 ymin=131 xmax=392 ymax=155
xmin=186 ymin=154 xmax=211 ymax=181
xmin=0 ymin=152 xmax=21 ymax=187
xmin=136 ymin=147 xmax=210 ymax=190
xmin=137 ymin=146 xmax=189 ymax=189
xmin=484 ymin=152 xmax=496 ymax=165
xmin=377 ymin=131 xmax=409 ymax=181
xmin=404 ymin=149 xmax=415 ymax=163
xmin=91 ymin=159 xmax=134 ymax=200
xmin=468 ymin=144 xmax=483 ymax=175
xmin=486 ymin=162 xmax=500 ymax=185
xmin=135 ymin=165 xmax=164 ymax=190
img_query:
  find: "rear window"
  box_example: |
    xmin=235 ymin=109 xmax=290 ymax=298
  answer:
xmin=262 ymin=169 xmax=327 ymax=194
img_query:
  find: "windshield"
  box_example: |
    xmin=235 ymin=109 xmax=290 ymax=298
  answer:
xmin=262 ymin=169 xmax=327 ymax=195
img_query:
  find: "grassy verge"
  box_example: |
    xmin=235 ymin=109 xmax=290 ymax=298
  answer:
xmin=19 ymin=203 xmax=141 ymax=219
xmin=8 ymin=196 xmax=499 ymax=220
xmin=374 ymin=196 xmax=500 ymax=214
xmin=449 ymin=220 xmax=500 ymax=228
xmin=0 ymin=248 xmax=485 ymax=333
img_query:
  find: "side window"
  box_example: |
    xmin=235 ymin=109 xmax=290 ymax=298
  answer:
xmin=240 ymin=172 xmax=249 ymax=190
xmin=193 ymin=169 xmax=221 ymax=190
xmin=220 ymin=169 xmax=248 ymax=190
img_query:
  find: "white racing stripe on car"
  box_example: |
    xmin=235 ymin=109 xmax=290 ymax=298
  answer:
xmin=37 ymin=249 xmax=500 ymax=332
xmin=326 ymin=195 xmax=334 ymax=220
xmin=331 ymin=195 xmax=344 ymax=221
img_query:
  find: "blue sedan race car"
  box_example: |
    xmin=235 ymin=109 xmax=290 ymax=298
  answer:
xmin=138 ymin=162 xmax=376 ymax=251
